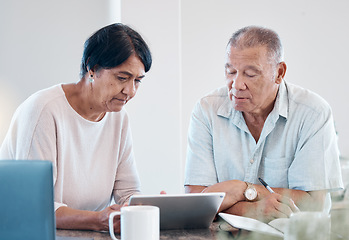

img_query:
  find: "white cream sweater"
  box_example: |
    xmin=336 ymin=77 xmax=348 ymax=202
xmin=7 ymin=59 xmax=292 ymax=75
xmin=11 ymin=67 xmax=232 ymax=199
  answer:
xmin=0 ymin=84 xmax=141 ymax=211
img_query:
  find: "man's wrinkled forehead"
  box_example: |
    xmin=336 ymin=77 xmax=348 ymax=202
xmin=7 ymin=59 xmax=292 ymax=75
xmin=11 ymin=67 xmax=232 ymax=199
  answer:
xmin=226 ymin=44 xmax=276 ymax=66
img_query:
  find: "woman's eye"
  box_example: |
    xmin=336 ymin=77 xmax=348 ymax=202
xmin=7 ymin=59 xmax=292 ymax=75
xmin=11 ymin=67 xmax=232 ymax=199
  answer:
xmin=118 ymin=76 xmax=127 ymax=81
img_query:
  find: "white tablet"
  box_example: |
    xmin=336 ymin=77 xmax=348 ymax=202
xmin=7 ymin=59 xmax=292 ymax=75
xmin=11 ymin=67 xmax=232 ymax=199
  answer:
xmin=129 ymin=192 xmax=225 ymax=230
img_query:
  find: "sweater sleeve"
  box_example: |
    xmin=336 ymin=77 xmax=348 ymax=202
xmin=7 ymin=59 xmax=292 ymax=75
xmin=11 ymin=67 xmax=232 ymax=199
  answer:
xmin=0 ymin=94 xmax=68 ymax=211
xmin=112 ymin=114 xmax=141 ymax=205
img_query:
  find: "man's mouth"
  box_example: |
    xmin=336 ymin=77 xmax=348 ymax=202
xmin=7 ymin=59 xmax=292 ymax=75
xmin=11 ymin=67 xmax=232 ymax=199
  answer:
xmin=234 ymin=95 xmax=247 ymax=99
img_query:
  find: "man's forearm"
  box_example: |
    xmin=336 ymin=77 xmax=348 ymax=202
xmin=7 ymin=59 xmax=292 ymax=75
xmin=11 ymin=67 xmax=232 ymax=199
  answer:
xmin=186 ymin=180 xmax=247 ymax=212
xmin=186 ymin=182 xmax=327 ymax=214
xmin=272 ymin=188 xmax=327 ymax=211
xmin=223 ymin=188 xmax=327 ymax=222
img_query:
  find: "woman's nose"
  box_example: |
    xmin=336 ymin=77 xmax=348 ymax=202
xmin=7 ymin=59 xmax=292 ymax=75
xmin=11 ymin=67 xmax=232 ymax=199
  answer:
xmin=122 ymin=80 xmax=136 ymax=96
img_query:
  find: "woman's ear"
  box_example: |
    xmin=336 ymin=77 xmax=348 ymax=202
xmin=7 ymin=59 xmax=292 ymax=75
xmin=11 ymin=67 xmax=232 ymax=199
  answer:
xmin=87 ymin=65 xmax=96 ymax=78
xmin=275 ymin=62 xmax=287 ymax=84
xmin=88 ymin=70 xmax=94 ymax=78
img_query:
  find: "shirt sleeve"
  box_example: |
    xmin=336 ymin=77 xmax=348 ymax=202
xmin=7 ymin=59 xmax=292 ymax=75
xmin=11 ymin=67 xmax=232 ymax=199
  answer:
xmin=288 ymin=104 xmax=343 ymax=191
xmin=184 ymin=101 xmax=218 ymax=186
xmin=113 ymin=115 xmax=141 ymax=205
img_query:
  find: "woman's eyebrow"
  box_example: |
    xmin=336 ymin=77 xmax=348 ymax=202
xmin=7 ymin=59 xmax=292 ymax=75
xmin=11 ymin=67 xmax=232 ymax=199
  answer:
xmin=118 ymin=71 xmax=145 ymax=78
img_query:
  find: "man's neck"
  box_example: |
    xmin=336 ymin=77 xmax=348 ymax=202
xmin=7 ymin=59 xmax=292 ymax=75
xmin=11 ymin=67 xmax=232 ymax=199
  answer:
xmin=242 ymin=100 xmax=275 ymax=143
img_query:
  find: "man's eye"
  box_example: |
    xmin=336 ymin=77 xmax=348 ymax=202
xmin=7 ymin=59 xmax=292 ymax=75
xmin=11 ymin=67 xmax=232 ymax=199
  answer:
xmin=135 ymin=79 xmax=142 ymax=84
xmin=245 ymin=72 xmax=257 ymax=78
xmin=246 ymin=74 xmax=256 ymax=78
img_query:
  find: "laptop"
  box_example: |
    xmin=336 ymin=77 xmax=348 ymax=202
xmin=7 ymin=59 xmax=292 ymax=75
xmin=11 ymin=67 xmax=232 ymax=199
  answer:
xmin=129 ymin=192 xmax=225 ymax=230
xmin=0 ymin=160 xmax=56 ymax=240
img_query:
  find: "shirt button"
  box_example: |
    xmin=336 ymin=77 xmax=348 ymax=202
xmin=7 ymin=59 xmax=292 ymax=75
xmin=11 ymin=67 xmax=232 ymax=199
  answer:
xmin=250 ymin=159 xmax=254 ymax=164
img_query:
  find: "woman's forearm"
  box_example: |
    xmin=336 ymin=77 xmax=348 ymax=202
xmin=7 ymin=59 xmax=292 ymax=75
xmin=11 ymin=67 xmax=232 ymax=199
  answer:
xmin=55 ymin=206 xmax=102 ymax=231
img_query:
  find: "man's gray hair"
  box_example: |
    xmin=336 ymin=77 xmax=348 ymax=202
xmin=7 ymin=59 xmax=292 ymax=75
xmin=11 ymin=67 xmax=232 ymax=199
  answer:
xmin=227 ymin=26 xmax=284 ymax=64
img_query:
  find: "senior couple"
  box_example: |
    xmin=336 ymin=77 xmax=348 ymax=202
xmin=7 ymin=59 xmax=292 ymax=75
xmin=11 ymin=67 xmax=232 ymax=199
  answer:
xmin=0 ymin=23 xmax=343 ymax=232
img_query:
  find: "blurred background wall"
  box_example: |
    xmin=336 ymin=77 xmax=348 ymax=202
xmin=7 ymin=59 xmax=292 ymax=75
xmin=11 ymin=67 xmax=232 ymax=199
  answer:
xmin=1 ymin=0 xmax=348 ymax=194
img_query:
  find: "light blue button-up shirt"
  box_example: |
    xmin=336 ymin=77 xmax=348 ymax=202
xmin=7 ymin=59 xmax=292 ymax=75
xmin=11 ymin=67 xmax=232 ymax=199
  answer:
xmin=185 ymin=81 xmax=343 ymax=192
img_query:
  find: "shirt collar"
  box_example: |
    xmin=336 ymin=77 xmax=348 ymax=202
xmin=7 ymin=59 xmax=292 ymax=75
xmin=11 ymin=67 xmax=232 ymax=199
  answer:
xmin=277 ymin=80 xmax=288 ymax=119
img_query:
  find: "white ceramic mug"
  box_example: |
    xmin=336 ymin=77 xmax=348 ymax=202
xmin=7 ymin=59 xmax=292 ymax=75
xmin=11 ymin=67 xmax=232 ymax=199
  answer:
xmin=109 ymin=205 xmax=160 ymax=240
xmin=284 ymin=211 xmax=331 ymax=240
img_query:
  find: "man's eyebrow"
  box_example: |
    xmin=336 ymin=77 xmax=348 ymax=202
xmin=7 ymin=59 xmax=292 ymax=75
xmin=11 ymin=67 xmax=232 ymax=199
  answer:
xmin=118 ymin=71 xmax=145 ymax=78
xmin=245 ymin=65 xmax=261 ymax=73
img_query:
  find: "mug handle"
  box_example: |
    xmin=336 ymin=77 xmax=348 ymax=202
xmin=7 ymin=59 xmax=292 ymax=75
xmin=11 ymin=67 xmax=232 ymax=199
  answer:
xmin=109 ymin=211 xmax=121 ymax=240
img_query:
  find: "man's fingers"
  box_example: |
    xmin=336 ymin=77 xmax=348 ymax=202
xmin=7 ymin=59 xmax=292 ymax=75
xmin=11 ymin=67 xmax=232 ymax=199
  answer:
xmin=276 ymin=195 xmax=300 ymax=214
xmin=274 ymin=201 xmax=293 ymax=217
xmin=290 ymin=199 xmax=300 ymax=212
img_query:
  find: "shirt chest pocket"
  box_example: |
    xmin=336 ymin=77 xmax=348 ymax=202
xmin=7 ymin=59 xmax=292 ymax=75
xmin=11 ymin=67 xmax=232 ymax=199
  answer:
xmin=259 ymin=156 xmax=293 ymax=188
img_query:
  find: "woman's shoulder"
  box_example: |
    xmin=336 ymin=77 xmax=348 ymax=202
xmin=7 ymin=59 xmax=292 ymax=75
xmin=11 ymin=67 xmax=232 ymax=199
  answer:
xmin=28 ymin=84 xmax=64 ymax=104
xmin=15 ymin=84 xmax=66 ymax=118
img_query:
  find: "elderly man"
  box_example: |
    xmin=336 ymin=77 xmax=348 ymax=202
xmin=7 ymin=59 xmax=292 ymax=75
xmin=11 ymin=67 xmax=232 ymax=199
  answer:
xmin=184 ymin=26 xmax=343 ymax=222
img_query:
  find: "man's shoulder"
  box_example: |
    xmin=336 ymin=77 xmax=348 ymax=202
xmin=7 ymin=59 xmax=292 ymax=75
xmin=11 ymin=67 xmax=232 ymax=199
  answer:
xmin=285 ymin=82 xmax=331 ymax=113
xmin=192 ymin=86 xmax=232 ymax=119
xmin=198 ymin=86 xmax=228 ymax=106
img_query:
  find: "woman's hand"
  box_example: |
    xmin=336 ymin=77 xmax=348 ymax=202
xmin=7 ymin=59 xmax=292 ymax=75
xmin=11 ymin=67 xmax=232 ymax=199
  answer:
xmin=96 ymin=204 xmax=122 ymax=232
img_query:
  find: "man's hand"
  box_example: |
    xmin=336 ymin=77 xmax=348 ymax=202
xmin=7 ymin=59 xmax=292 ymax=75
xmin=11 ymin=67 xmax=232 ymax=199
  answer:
xmin=227 ymin=193 xmax=300 ymax=222
xmin=185 ymin=181 xmax=325 ymax=223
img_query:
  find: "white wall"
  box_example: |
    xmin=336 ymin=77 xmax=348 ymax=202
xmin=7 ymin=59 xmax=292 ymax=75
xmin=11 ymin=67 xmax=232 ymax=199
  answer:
xmin=0 ymin=0 xmax=184 ymax=195
xmin=1 ymin=0 xmax=348 ymax=197
xmin=181 ymin=0 xmax=349 ymax=162
xmin=121 ymin=0 xmax=183 ymax=194
xmin=0 ymin=0 xmax=119 ymax=142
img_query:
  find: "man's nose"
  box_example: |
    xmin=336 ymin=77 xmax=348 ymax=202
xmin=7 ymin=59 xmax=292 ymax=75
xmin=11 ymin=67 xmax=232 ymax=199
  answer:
xmin=232 ymin=74 xmax=246 ymax=91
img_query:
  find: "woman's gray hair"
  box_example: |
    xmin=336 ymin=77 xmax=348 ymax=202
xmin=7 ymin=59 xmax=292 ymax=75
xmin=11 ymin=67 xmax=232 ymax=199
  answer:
xmin=227 ymin=26 xmax=284 ymax=64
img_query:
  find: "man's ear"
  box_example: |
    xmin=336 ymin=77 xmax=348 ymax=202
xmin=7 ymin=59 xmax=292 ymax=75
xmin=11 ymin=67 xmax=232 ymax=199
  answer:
xmin=275 ymin=62 xmax=287 ymax=84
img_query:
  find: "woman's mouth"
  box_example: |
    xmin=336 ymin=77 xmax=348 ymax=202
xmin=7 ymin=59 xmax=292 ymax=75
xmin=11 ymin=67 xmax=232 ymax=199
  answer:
xmin=113 ymin=97 xmax=128 ymax=104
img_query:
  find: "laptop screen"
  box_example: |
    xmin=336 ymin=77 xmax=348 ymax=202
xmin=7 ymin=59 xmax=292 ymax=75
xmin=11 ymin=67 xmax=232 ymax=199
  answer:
xmin=0 ymin=160 xmax=56 ymax=240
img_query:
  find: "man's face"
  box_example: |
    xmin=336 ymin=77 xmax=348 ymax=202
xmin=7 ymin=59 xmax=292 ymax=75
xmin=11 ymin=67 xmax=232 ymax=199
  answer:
xmin=225 ymin=45 xmax=281 ymax=115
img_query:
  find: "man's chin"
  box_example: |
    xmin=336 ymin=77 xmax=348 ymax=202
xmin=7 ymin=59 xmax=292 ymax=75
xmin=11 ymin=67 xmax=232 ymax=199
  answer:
xmin=232 ymin=103 xmax=248 ymax=112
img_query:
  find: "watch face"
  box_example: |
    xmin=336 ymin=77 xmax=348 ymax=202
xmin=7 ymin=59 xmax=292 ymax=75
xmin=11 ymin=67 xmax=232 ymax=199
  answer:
xmin=245 ymin=188 xmax=257 ymax=201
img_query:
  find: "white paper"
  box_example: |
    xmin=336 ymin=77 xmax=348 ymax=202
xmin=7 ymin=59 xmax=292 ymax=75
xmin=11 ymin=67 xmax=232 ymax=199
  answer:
xmin=219 ymin=213 xmax=285 ymax=237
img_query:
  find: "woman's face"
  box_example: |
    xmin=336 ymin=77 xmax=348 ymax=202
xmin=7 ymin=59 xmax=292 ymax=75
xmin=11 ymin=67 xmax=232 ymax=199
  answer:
xmin=90 ymin=54 xmax=146 ymax=113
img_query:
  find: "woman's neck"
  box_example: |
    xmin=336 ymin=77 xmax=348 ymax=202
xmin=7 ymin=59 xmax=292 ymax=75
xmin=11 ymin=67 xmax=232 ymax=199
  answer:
xmin=62 ymin=80 xmax=106 ymax=122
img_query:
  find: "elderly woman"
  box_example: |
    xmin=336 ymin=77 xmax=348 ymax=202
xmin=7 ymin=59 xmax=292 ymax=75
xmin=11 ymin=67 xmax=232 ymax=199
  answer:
xmin=0 ymin=23 xmax=151 ymax=232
